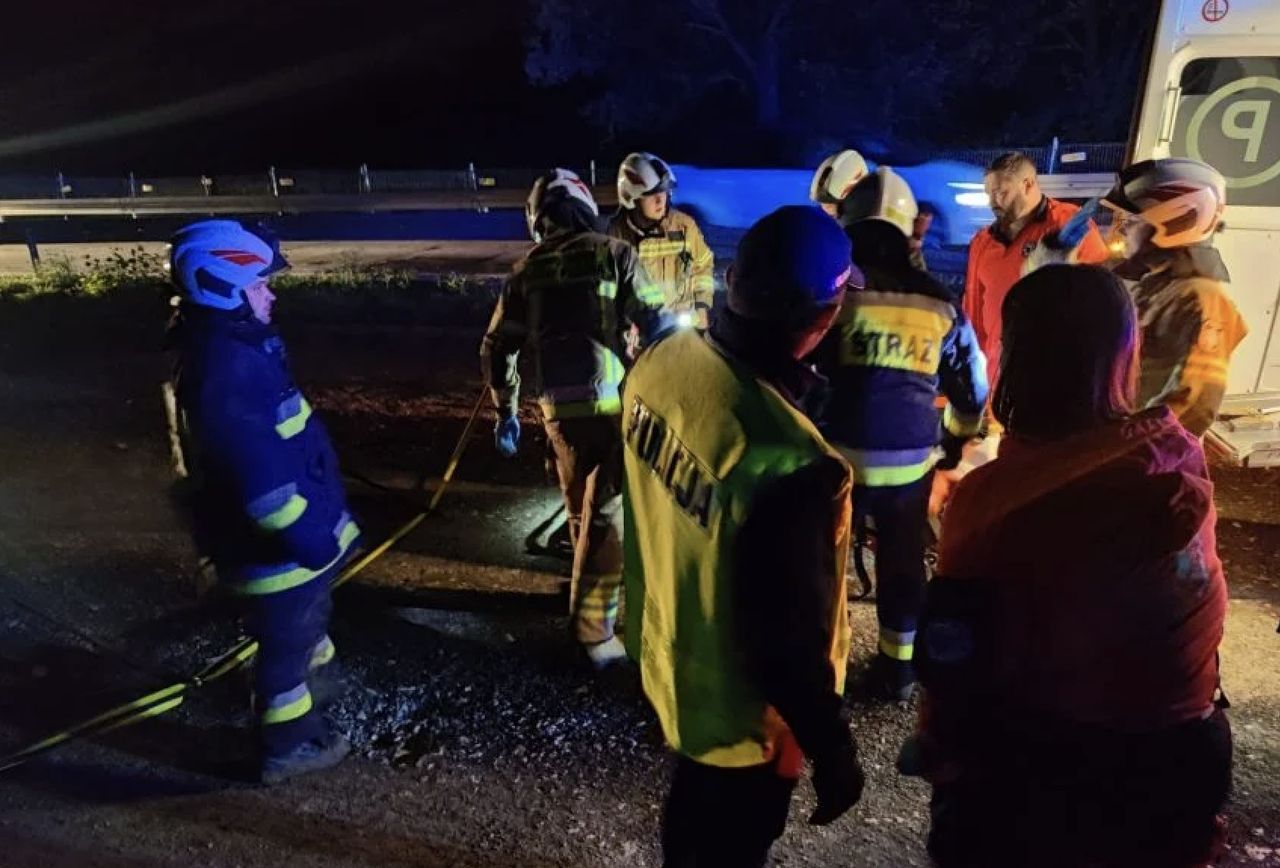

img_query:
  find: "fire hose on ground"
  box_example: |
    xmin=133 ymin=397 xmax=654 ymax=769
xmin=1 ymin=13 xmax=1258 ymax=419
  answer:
xmin=0 ymin=386 xmax=489 ymax=774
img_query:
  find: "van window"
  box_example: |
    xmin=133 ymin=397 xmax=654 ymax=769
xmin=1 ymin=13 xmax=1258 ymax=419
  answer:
xmin=1171 ymin=57 xmax=1280 ymax=206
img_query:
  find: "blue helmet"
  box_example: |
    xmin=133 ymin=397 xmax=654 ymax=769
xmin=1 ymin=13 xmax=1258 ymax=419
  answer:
xmin=168 ymin=220 xmax=290 ymax=310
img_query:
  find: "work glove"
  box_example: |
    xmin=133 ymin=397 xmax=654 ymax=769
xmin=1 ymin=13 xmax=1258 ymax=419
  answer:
xmin=494 ymin=414 xmax=520 ymax=458
xmin=808 ymin=740 xmax=865 ymax=826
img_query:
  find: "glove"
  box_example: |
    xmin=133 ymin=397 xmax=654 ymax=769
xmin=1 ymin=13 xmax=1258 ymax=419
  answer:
xmin=494 ymin=415 xmax=520 ymax=458
xmin=808 ymin=740 xmax=865 ymax=826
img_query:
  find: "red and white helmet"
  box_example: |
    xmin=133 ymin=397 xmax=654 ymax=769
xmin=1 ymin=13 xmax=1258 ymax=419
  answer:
xmin=1103 ymin=158 xmax=1226 ymax=249
xmin=810 ymin=149 xmax=869 ymax=206
xmin=526 ymin=168 xmax=599 ymax=242
xmin=616 ymin=152 xmax=676 ymax=210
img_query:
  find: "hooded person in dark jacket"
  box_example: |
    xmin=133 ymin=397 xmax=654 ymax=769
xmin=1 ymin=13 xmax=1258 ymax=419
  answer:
xmin=168 ymin=220 xmax=360 ymax=784
xmin=912 ymin=265 xmax=1230 ymax=868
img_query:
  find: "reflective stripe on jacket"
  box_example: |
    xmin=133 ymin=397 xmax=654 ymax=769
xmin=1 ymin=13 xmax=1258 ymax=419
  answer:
xmin=481 ymin=230 xmax=668 ymax=421
xmin=607 ymin=208 xmax=715 ymax=314
xmin=814 ymin=221 xmax=988 ymax=487
xmin=170 ymin=305 xmax=361 ymax=594
xmin=1131 ymin=246 xmax=1246 ymax=437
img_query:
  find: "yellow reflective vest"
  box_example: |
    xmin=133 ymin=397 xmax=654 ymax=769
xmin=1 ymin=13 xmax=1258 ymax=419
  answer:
xmin=622 ymin=330 xmax=852 ymax=768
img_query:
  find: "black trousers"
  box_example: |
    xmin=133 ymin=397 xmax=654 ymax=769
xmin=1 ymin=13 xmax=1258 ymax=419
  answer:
xmin=928 ymin=709 xmax=1232 ymax=868
xmin=663 ymin=755 xmax=797 ymax=868
xmin=858 ymin=473 xmax=932 ymax=660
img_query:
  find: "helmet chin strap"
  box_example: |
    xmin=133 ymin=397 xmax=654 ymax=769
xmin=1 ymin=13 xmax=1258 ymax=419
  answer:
xmin=628 ymin=203 xmax=665 ymax=233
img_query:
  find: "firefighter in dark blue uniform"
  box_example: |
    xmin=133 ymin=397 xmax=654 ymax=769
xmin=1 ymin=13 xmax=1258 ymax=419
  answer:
xmin=812 ymin=168 xmax=989 ymax=700
xmin=168 ymin=220 xmax=360 ymax=783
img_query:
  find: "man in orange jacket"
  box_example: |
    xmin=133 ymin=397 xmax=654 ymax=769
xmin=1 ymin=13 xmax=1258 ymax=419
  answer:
xmin=963 ymin=152 xmax=1109 ymax=386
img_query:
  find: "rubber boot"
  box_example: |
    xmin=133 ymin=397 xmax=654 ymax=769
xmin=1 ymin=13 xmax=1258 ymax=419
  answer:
xmin=260 ymin=729 xmax=351 ymax=785
xmin=868 ymin=653 xmax=916 ymax=702
xmin=582 ymin=635 xmax=628 ymax=672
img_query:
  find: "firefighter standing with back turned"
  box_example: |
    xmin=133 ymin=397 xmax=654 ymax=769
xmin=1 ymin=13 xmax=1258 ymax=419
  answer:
xmin=481 ymin=168 xmax=670 ymax=670
xmin=811 ymin=168 xmax=989 ymax=701
xmin=623 ymin=206 xmax=865 ymax=867
xmin=168 ymin=220 xmax=361 ymax=784
xmin=607 ymin=152 xmax=716 ymax=328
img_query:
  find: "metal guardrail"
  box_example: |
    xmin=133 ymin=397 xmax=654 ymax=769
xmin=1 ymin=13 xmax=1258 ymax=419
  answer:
xmin=0 ymin=187 xmax=620 ymax=219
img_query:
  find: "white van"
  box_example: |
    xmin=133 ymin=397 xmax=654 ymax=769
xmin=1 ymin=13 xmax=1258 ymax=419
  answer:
xmin=1132 ymin=0 xmax=1280 ymax=464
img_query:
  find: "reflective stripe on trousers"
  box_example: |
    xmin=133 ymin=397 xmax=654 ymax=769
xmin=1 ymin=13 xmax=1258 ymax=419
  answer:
xmin=545 ymin=415 xmax=625 ymax=645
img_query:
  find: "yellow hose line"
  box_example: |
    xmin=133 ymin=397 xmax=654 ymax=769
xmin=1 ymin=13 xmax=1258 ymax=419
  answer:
xmin=0 ymin=385 xmax=488 ymax=773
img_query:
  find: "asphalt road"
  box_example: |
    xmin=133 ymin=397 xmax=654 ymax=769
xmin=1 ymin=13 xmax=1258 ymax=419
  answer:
xmin=0 ymin=283 xmax=1274 ymax=867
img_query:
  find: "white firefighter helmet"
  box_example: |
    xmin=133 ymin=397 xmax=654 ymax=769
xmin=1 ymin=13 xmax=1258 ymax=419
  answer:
xmin=525 ymin=168 xmax=599 ymax=242
xmin=616 ymin=152 xmax=676 ymax=210
xmin=837 ymin=166 xmax=918 ymax=238
xmin=1102 ymin=158 xmax=1226 ymax=249
xmin=809 ymin=149 xmax=869 ymax=206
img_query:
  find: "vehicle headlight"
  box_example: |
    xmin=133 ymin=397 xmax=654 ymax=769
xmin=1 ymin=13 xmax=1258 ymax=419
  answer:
xmin=676 ymin=311 xmax=695 ymax=328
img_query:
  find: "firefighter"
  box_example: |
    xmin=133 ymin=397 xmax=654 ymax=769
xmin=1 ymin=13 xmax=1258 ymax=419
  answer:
xmin=811 ymin=168 xmax=989 ymax=701
xmin=913 ymin=264 xmax=1231 ymax=867
xmin=167 ymin=220 xmax=360 ymax=784
xmin=814 ymin=149 xmax=937 ymax=271
xmin=1103 ymin=158 xmax=1246 ymax=437
xmin=482 ymin=168 xmax=670 ymax=670
xmin=607 ymin=152 xmax=715 ymax=329
xmin=810 ymin=149 xmax=869 ymax=218
xmin=964 ymin=151 xmax=1109 ymax=386
xmin=623 ymin=206 xmax=865 ymax=866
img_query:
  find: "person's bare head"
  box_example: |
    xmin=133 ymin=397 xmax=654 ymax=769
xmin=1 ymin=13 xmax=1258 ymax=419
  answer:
xmin=984 ymin=152 xmax=1042 ymax=230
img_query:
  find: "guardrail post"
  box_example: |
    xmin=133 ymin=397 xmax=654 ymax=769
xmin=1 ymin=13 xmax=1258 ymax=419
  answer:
xmin=467 ymin=162 xmax=479 ymax=192
xmin=359 ymin=163 xmax=372 ymax=194
xmin=24 ymin=230 xmax=40 ymax=271
xmin=1048 ymin=136 xmax=1060 ymax=174
xmin=268 ymin=165 xmax=280 ymax=197
xmin=589 ymin=159 xmax=597 ymax=186
xmin=56 ymin=171 xmax=67 ymax=199
xmin=128 ymin=172 xmax=137 ymax=198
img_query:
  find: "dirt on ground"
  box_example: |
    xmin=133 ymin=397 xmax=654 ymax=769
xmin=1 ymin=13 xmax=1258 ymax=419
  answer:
xmin=0 ymin=282 xmax=1276 ymax=868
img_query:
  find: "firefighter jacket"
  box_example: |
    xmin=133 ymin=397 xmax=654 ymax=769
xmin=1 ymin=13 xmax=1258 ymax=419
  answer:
xmin=964 ymin=196 xmax=1109 ymax=385
xmin=622 ymin=321 xmax=854 ymax=770
xmin=1127 ymin=246 xmax=1246 ymax=437
xmin=920 ymin=406 xmax=1226 ymax=767
xmin=170 ymin=305 xmax=361 ymax=596
xmin=481 ymin=229 xmax=669 ymax=422
xmin=607 ymin=208 xmax=715 ymax=316
xmin=812 ymin=220 xmax=989 ymax=487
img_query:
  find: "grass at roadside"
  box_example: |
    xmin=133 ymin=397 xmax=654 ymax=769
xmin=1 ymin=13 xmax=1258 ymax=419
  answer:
xmin=0 ymin=248 xmax=500 ymax=328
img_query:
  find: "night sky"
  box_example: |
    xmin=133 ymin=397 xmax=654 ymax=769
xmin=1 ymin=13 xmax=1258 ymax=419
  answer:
xmin=0 ymin=0 xmax=581 ymax=175
xmin=0 ymin=0 xmax=1158 ymax=176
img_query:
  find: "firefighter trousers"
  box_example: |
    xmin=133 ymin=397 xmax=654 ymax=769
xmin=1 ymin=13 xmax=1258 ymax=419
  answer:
xmin=243 ymin=577 xmax=333 ymax=757
xmin=859 ymin=472 xmax=933 ymax=671
xmin=544 ymin=414 xmax=624 ymax=646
